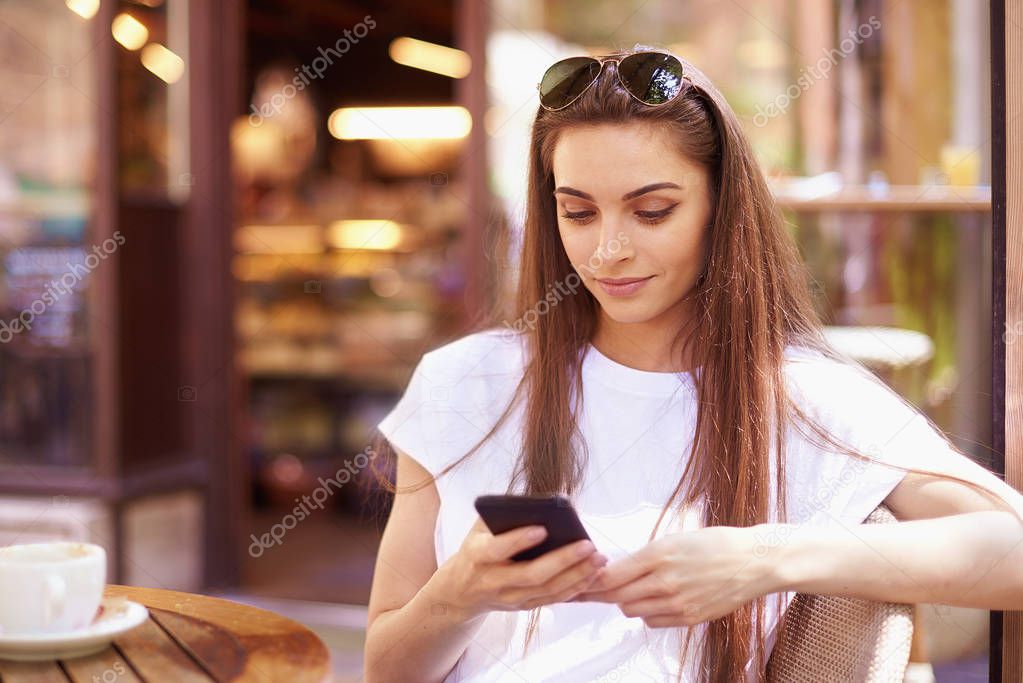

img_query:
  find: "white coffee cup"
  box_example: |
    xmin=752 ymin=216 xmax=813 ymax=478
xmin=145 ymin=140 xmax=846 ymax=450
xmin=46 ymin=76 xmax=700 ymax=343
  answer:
xmin=0 ymin=542 xmax=107 ymax=636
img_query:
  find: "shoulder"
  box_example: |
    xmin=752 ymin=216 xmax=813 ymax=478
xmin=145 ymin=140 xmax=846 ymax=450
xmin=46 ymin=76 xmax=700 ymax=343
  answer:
xmin=418 ymin=328 xmax=527 ymax=383
xmin=780 ymin=344 xmax=949 ymax=467
xmin=378 ymin=329 xmax=527 ymax=477
xmin=408 ymin=329 xmax=528 ymax=417
xmin=782 ymin=345 xmax=900 ymax=412
xmin=777 ymin=346 xmax=962 ymax=525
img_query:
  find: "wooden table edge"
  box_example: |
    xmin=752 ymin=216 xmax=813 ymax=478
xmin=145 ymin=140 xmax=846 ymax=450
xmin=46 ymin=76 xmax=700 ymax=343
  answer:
xmin=105 ymin=585 xmax=333 ymax=683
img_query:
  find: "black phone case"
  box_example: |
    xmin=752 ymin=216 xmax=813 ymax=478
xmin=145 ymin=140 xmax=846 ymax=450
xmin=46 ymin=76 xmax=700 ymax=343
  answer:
xmin=473 ymin=494 xmax=591 ymax=561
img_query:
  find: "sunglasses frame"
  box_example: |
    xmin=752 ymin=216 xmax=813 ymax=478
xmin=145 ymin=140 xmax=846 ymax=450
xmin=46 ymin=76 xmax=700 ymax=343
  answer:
xmin=535 ymin=51 xmax=689 ymax=112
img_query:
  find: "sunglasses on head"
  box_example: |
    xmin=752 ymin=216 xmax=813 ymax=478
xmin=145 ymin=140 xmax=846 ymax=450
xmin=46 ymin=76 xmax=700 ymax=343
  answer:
xmin=536 ymin=51 xmax=688 ymax=111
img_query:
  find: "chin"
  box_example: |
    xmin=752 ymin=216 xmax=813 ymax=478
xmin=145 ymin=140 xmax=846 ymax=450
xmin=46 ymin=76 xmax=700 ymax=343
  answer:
xmin=595 ymin=300 xmax=661 ymax=325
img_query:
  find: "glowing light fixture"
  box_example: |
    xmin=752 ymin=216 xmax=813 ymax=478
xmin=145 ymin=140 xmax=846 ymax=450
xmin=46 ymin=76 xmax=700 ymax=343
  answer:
xmin=234 ymin=224 xmax=323 ymax=255
xmin=140 ymin=43 xmax=185 ymax=83
xmin=66 ymin=0 xmax=99 ymax=19
xmin=389 ymin=37 xmax=470 ymax=79
xmin=328 ymin=106 xmax=471 ymax=140
xmin=112 ymin=14 xmax=149 ymax=51
xmin=327 ymin=220 xmax=403 ymax=251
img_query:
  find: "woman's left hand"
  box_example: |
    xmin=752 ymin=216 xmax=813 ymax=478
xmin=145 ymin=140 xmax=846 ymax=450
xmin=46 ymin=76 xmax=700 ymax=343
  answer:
xmin=571 ymin=525 xmax=783 ymax=627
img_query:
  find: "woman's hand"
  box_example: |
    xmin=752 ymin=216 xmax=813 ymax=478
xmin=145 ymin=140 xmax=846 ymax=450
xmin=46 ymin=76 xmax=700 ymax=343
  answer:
xmin=571 ymin=525 xmax=780 ymax=627
xmin=431 ymin=517 xmax=609 ymax=622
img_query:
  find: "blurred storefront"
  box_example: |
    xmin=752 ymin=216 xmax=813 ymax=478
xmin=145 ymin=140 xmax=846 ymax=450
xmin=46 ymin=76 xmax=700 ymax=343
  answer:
xmin=0 ymin=0 xmax=233 ymax=591
xmin=0 ymin=0 xmax=498 ymax=600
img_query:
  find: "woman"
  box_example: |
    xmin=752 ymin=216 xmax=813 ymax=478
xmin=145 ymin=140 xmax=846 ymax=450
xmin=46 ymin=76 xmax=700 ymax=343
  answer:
xmin=363 ymin=47 xmax=1023 ymax=682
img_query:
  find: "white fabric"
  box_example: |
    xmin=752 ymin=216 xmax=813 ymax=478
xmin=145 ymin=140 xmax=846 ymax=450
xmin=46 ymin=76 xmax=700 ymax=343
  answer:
xmin=376 ymin=329 xmax=962 ymax=682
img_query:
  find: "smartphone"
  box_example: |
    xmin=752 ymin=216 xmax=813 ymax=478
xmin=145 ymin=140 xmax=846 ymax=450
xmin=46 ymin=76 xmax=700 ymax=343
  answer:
xmin=474 ymin=494 xmax=592 ymax=562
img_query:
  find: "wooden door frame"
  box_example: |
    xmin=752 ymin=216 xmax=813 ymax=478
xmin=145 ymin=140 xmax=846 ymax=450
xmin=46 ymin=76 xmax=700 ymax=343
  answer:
xmin=991 ymin=0 xmax=1021 ymax=679
xmin=187 ymin=0 xmax=246 ymax=589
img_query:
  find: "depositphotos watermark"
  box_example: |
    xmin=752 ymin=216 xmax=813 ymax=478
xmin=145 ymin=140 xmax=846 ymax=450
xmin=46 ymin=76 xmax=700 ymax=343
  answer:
xmin=248 ymin=446 xmax=378 ymax=558
xmin=0 ymin=231 xmax=126 ymax=344
xmin=752 ymin=450 xmax=872 ymax=557
xmin=248 ymin=15 xmax=376 ymax=127
xmin=90 ymin=660 xmax=127 ymax=683
xmin=752 ymin=16 xmax=880 ymax=127
xmin=501 ymin=232 xmax=630 ymax=340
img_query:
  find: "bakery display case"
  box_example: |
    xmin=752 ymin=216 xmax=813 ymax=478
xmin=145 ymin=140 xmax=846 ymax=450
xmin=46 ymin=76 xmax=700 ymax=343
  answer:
xmin=233 ymin=2 xmax=491 ymax=518
xmin=234 ymin=179 xmax=475 ymax=508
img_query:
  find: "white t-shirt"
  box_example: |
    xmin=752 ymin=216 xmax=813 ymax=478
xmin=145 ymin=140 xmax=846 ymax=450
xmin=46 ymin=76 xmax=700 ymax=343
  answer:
xmin=376 ymin=329 xmax=962 ymax=682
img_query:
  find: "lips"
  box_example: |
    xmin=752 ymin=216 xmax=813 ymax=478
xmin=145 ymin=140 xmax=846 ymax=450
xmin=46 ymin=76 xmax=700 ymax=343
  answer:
xmin=596 ymin=276 xmax=652 ymax=285
xmin=595 ymin=275 xmax=654 ymax=297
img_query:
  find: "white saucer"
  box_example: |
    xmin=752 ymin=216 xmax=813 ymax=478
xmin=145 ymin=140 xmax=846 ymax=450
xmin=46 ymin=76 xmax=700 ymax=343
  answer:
xmin=0 ymin=597 xmax=148 ymax=661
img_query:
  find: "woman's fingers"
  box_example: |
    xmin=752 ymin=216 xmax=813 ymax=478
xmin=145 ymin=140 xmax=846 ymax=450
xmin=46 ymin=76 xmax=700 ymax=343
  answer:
xmin=462 ymin=517 xmax=623 ymax=611
xmin=575 ymin=571 xmax=669 ymax=603
xmin=502 ymin=539 xmax=599 ymax=587
xmin=619 ymin=594 xmax=685 ymax=619
xmin=520 ymin=563 xmax=607 ymax=609
xmin=535 ymin=551 xmax=608 ymax=598
xmin=583 ymin=546 xmax=655 ymax=593
xmin=482 ymin=523 xmax=548 ymax=563
xmin=504 ymin=550 xmax=607 ymax=605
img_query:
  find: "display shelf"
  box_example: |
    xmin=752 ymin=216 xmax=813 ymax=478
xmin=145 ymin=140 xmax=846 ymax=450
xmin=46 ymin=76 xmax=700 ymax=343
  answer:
xmin=772 ymin=183 xmax=992 ymax=212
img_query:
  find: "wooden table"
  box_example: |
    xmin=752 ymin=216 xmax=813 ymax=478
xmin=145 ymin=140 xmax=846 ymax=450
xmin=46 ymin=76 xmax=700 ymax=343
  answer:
xmin=0 ymin=586 xmax=332 ymax=683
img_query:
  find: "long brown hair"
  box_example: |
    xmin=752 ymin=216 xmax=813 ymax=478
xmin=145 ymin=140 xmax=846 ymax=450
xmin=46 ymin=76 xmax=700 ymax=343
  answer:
xmin=371 ymin=45 xmax=1011 ymax=682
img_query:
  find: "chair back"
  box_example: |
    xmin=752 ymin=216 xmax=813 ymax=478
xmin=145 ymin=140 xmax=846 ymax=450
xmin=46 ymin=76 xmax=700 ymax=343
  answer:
xmin=766 ymin=505 xmax=913 ymax=682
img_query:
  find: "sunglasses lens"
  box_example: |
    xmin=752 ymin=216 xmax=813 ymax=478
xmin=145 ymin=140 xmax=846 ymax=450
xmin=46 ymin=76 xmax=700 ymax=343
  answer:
xmin=539 ymin=57 xmax=602 ymax=110
xmin=618 ymin=53 xmax=685 ymax=105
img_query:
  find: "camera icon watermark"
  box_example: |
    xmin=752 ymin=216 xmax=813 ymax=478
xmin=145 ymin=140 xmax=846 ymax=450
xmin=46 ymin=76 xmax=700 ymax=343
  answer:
xmin=1003 ymin=320 xmax=1023 ymax=345
xmin=178 ymin=386 xmax=197 ymax=402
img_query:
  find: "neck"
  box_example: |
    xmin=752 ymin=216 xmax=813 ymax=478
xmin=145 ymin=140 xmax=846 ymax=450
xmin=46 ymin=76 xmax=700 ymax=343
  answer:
xmin=590 ymin=300 xmax=697 ymax=373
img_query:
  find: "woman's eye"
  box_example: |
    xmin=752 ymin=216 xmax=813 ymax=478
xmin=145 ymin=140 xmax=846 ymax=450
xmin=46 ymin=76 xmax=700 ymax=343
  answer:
xmin=560 ymin=210 xmax=595 ymax=224
xmin=635 ymin=204 xmax=679 ymax=224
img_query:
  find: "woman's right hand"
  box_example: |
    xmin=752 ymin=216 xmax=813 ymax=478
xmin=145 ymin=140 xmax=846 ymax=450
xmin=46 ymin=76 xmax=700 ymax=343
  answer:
xmin=431 ymin=517 xmax=608 ymax=622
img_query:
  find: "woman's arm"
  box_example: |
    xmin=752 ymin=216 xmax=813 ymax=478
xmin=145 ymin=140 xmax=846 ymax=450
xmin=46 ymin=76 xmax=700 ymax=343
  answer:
xmin=363 ymin=449 xmax=485 ymax=683
xmin=574 ymin=456 xmax=1023 ymax=625
xmin=774 ymin=459 xmax=1023 ymax=609
xmin=775 ymin=509 xmax=1023 ymax=608
xmin=365 ymin=448 xmax=608 ymax=680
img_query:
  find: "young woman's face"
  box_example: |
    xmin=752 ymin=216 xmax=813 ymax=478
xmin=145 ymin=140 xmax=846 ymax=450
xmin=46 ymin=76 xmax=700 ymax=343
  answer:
xmin=551 ymin=123 xmax=713 ymax=327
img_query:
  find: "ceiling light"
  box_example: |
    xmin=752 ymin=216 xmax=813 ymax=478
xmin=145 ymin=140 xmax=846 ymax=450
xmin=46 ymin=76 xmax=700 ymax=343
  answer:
xmin=328 ymin=107 xmax=471 ymax=140
xmin=389 ymin=37 xmax=470 ymax=79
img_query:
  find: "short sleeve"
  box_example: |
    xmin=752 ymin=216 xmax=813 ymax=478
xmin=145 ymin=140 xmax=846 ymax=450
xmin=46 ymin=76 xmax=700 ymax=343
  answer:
xmin=783 ymin=356 xmax=966 ymax=527
xmin=376 ymin=353 xmax=444 ymax=477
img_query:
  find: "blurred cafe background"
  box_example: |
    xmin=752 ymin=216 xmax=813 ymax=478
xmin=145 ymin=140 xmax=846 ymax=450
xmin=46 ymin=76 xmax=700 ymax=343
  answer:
xmin=0 ymin=0 xmax=999 ymax=680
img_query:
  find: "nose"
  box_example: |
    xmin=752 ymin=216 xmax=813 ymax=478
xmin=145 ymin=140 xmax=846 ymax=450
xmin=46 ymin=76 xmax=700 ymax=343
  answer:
xmin=589 ymin=222 xmax=633 ymax=271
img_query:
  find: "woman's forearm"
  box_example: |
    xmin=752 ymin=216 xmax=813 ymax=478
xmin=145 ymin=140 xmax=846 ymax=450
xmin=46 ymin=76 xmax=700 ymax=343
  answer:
xmin=772 ymin=511 xmax=1023 ymax=609
xmin=363 ymin=566 xmax=487 ymax=683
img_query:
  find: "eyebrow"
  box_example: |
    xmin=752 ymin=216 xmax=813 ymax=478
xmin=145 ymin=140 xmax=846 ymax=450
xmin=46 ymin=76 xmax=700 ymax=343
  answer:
xmin=554 ymin=182 xmax=682 ymax=202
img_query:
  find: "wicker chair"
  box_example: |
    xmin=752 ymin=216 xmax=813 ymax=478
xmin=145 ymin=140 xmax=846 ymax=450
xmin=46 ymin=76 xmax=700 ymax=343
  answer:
xmin=766 ymin=505 xmax=914 ymax=682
